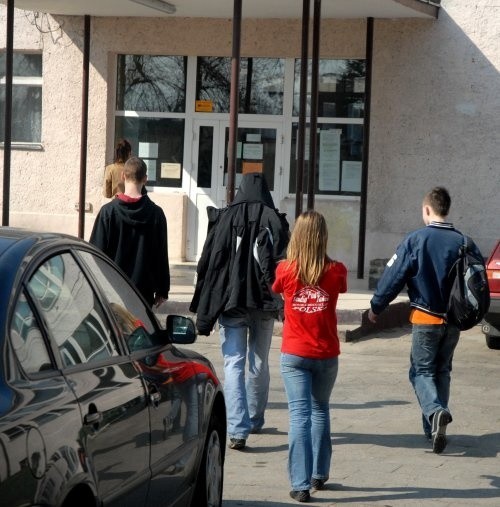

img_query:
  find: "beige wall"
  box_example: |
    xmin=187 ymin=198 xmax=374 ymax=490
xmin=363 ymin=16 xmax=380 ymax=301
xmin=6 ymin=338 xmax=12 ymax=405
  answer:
xmin=0 ymin=1 xmax=498 ymax=268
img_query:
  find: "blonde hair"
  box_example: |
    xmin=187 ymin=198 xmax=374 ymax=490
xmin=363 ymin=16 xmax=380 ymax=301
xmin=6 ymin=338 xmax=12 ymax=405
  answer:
xmin=286 ymin=210 xmax=329 ymax=286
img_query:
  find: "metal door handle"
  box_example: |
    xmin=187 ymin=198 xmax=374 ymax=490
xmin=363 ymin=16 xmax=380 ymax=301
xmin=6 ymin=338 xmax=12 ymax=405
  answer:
xmin=84 ymin=411 xmax=102 ymax=425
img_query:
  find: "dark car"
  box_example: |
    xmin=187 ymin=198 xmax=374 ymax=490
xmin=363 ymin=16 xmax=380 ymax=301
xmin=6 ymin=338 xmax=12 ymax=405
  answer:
xmin=0 ymin=228 xmax=226 ymax=507
xmin=482 ymin=240 xmax=500 ymax=349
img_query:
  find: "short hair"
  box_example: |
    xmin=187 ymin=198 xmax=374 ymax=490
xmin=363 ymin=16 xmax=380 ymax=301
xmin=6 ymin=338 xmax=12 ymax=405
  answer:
xmin=123 ymin=156 xmax=147 ymax=182
xmin=424 ymin=187 xmax=451 ymax=217
xmin=114 ymin=138 xmax=132 ymax=164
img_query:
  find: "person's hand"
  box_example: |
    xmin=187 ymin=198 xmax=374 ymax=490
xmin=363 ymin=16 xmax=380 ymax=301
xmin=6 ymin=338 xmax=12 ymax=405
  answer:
xmin=368 ymin=309 xmax=378 ymax=323
xmin=154 ymin=294 xmax=167 ymax=308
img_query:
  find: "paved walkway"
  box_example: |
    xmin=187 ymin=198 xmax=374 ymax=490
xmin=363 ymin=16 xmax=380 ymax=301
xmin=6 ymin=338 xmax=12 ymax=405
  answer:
xmin=186 ymin=328 xmax=500 ymax=507
xmin=159 ymin=263 xmax=500 ymax=506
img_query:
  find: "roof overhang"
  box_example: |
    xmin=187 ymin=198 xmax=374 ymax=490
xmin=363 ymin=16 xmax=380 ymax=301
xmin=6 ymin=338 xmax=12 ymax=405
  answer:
xmin=2 ymin=0 xmax=440 ymax=19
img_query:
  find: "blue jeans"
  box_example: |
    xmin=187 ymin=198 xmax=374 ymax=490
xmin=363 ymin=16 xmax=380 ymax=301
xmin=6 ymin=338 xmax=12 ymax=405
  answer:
xmin=219 ymin=310 xmax=274 ymax=439
xmin=280 ymin=353 xmax=339 ymax=491
xmin=409 ymin=323 xmax=460 ymax=435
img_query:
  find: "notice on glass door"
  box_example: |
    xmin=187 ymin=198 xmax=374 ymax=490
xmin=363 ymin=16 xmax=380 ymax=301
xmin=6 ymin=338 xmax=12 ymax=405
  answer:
xmin=342 ymin=161 xmax=362 ymax=192
xmin=319 ymin=129 xmax=341 ymax=191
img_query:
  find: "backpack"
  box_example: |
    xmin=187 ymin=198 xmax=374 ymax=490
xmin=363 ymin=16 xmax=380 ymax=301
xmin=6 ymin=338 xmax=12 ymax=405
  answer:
xmin=447 ymin=235 xmax=490 ymax=331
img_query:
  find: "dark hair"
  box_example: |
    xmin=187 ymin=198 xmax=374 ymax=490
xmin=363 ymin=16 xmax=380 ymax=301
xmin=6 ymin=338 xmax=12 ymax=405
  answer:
xmin=123 ymin=157 xmax=147 ymax=182
xmin=424 ymin=186 xmax=451 ymax=217
xmin=114 ymin=139 xmax=132 ymax=164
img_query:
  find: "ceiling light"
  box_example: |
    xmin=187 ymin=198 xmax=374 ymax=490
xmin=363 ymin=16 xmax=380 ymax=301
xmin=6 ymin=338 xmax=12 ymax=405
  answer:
xmin=129 ymin=0 xmax=176 ymax=15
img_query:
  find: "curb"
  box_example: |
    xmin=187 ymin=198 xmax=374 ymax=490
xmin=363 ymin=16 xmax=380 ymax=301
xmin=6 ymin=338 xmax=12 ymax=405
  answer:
xmin=159 ymin=300 xmax=411 ymax=342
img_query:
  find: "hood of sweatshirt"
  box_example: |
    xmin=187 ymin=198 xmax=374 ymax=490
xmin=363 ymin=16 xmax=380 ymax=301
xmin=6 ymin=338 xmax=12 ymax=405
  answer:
xmin=113 ymin=195 xmax=159 ymax=226
xmin=231 ymin=172 xmax=275 ymax=209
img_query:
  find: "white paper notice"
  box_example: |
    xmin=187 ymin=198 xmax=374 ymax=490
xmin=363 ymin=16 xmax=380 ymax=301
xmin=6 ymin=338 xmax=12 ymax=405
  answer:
xmin=144 ymin=159 xmax=156 ymax=181
xmin=342 ymin=161 xmax=362 ymax=192
xmin=243 ymin=143 xmax=263 ymax=160
xmin=246 ymin=133 xmax=261 ymax=143
xmin=319 ymin=129 xmax=341 ymax=191
xmin=139 ymin=142 xmax=158 ymax=159
xmin=161 ymin=163 xmax=181 ymax=179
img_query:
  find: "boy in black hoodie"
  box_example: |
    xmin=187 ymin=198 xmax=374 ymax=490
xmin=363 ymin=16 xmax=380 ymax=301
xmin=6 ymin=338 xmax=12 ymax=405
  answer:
xmin=90 ymin=156 xmax=169 ymax=307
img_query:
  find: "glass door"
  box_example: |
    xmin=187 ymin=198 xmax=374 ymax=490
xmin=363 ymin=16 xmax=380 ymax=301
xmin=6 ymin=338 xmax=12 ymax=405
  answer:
xmin=188 ymin=119 xmax=282 ymax=260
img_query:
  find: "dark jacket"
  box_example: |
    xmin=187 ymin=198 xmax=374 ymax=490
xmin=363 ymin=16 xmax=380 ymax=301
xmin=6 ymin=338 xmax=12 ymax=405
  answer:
xmin=190 ymin=173 xmax=289 ymax=335
xmin=89 ymin=195 xmax=170 ymax=304
xmin=370 ymin=221 xmax=483 ymax=317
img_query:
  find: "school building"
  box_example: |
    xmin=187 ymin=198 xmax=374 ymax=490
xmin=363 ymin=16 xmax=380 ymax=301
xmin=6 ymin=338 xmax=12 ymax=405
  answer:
xmin=0 ymin=0 xmax=498 ymax=276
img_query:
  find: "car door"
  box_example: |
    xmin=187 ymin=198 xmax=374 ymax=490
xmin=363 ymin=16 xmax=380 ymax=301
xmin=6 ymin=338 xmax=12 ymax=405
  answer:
xmin=77 ymin=250 xmax=201 ymax=506
xmin=1 ymin=289 xmax=85 ymax=507
xmin=26 ymin=251 xmax=151 ymax=507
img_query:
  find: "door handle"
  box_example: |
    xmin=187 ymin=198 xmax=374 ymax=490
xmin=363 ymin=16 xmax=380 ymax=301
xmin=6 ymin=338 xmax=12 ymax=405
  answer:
xmin=84 ymin=411 xmax=103 ymax=426
xmin=149 ymin=386 xmax=161 ymax=408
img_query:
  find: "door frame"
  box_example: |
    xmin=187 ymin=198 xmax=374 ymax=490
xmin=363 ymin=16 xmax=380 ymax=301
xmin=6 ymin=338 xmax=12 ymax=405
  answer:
xmin=186 ymin=118 xmax=284 ymax=261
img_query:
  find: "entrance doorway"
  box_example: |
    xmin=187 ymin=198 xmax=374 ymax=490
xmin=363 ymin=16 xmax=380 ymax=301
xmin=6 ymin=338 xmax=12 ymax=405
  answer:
xmin=187 ymin=119 xmax=283 ymax=260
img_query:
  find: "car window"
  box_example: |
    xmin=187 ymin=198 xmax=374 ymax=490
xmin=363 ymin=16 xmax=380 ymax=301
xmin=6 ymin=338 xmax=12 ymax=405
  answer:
xmin=27 ymin=253 xmax=119 ymax=368
xmin=10 ymin=291 xmax=53 ymax=374
xmin=77 ymin=251 xmax=158 ymax=351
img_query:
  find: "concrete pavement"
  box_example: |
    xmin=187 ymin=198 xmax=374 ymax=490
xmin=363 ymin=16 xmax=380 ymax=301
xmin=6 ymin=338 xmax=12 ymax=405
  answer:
xmin=158 ymin=263 xmax=500 ymax=506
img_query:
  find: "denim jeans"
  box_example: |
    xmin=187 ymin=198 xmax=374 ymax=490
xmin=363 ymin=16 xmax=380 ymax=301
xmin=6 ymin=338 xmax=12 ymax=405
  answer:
xmin=219 ymin=309 xmax=274 ymax=439
xmin=280 ymin=353 xmax=339 ymax=491
xmin=409 ymin=323 xmax=460 ymax=435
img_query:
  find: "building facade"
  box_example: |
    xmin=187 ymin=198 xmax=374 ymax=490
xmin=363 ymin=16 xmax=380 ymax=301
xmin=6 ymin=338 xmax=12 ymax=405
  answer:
xmin=0 ymin=0 xmax=498 ymax=275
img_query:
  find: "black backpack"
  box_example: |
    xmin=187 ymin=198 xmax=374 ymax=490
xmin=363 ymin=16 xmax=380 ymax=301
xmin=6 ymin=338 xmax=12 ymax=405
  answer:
xmin=447 ymin=235 xmax=490 ymax=331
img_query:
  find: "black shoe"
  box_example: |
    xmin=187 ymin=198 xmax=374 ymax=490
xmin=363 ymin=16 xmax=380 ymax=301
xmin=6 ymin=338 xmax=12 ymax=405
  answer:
xmin=229 ymin=438 xmax=246 ymax=450
xmin=431 ymin=409 xmax=452 ymax=454
xmin=289 ymin=490 xmax=310 ymax=503
xmin=311 ymin=478 xmax=326 ymax=490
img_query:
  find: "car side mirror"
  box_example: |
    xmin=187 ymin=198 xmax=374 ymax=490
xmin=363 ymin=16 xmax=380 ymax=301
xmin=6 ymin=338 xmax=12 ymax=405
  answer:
xmin=166 ymin=315 xmax=197 ymax=345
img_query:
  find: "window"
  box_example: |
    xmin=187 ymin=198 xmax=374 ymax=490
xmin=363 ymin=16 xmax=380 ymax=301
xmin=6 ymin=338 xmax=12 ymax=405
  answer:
xmin=293 ymin=59 xmax=365 ymax=118
xmin=10 ymin=291 xmax=53 ymax=374
xmin=290 ymin=59 xmax=365 ymax=195
xmin=116 ymin=55 xmax=187 ymax=112
xmin=78 ymin=251 xmax=158 ymax=353
xmin=289 ymin=123 xmax=363 ymax=195
xmin=27 ymin=253 xmax=119 ymax=368
xmin=0 ymin=53 xmax=42 ymax=144
xmin=115 ymin=54 xmax=187 ymax=188
xmin=114 ymin=116 xmax=184 ymax=188
xmin=196 ymin=57 xmax=285 ymax=115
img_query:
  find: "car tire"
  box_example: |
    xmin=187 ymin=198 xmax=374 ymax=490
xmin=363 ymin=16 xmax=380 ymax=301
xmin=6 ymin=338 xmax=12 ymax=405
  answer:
xmin=486 ymin=334 xmax=500 ymax=350
xmin=191 ymin=413 xmax=224 ymax=507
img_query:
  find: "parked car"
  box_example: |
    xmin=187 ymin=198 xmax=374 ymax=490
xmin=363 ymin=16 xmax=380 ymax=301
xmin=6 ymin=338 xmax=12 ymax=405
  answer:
xmin=482 ymin=240 xmax=500 ymax=349
xmin=0 ymin=228 xmax=226 ymax=507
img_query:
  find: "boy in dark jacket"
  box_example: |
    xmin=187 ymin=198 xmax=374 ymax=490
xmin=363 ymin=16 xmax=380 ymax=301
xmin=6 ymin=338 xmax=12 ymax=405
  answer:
xmin=190 ymin=172 xmax=289 ymax=450
xmin=90 ymin=156 xmax=169 ymax=307
xmin=368 ymin=187 xmax=484 ymax=453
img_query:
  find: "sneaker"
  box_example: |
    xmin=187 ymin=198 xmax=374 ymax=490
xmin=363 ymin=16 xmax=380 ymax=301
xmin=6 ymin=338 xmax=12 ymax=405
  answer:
xmin=311 ymin=478 xmax=326 ymax=490
xmin=228 ymin=438 xmax=246 ymax=450
xmin=289 ymin=490 xmax=310 ymax=503
xmin=431 ymin=409 xmax=452 ymax=454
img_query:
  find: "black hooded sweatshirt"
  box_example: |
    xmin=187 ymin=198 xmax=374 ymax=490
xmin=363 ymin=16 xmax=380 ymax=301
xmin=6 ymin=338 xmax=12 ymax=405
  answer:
xmin=190 ymin=172 xmax=289 ymax=335
xmin=90 ymin=195 xmax=170 ymax=305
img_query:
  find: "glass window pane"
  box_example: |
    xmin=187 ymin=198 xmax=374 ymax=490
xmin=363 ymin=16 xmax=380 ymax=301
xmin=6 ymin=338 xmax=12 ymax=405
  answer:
xmin=197 ymin=126 xmax=214 ymax=188
xmin=114 ymin=117 xmax=184 ymax=188
xmin=27 ymin=253 xmax=119 ymax=368
xmin=289 ymin=123 xmax=363 ymax=195
xmin=11 ymin=291 xmax=53 ymax=374
xmin=224 ymin=127 xmax=276 ymax=191
xmin=196 ymin=56 xmax=284 ymax=115
xmin=0 ymin=53 xmax=42 ymax=143
xmin=0 ymin=53 xmax=42 ymax=78
xmin=293 ymin=59 xmax=365 ymax=117
xmin=116 ymin=54 xmax=187 ymax=112
xmin=0 ymin=86 xmax=42 ymax=143
xmin=78 ymin=250 xmax=156 ymax=336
